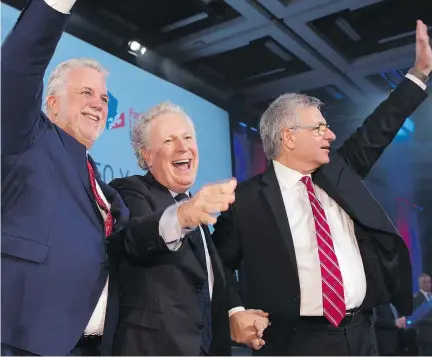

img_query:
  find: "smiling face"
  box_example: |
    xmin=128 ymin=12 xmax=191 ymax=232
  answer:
xmin=143 ymin=112 xmax=199 ymax=193
xmin=278 ymin=106 xmax=336 ymax=174
xmin=47 ymin=67 xmax=109 ymax=149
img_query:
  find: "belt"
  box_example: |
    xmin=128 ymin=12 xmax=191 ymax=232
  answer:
xmin=300 ymin=306 xmax=363 ymax=325
xmin=76 ymin=334 xmax=102 ymax=347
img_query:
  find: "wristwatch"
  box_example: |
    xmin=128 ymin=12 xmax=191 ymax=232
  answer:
xmin=408 ymin=67 xmax=430 ymax=84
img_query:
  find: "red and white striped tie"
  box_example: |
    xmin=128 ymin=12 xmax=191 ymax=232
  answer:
xmin=301 ymin=176 xmax=346 ymax=327
xmin=87 ymin=159 xmax=113 ymax=237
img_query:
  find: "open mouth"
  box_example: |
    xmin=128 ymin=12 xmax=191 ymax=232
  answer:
xmin=321 ymin=146 xmax=330 ymax=152
xmin=82 ymin=112 xmax=100 ymax=122
xmin=172 ymin=159 xmax=192 ymax=171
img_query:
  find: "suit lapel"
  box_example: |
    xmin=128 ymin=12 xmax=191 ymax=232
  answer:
xmin=55 ymin=124 xmax=129 ymax=237
xmin=93 ymin=174 xmax=129 ymax=234
xmin=56 ymin=124 xmax=93 ymax=201
xmin=314 ymin=152 xmax=399 ymax=235
xmin=260 ymin=164 xmax=298 ymax=275
xmin=55 ymin=125 xmax=108 ymax=236
xmin=141 ymin=172 xmax=177 ymax=209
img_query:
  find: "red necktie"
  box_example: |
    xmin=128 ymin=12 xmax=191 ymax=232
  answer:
xmin=87 ymin=160 xmax=113 ymax=237
xmin=301 ymin=176 xmax=346 ymax=327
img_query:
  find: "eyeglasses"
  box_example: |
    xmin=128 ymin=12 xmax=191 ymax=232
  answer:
xmin=289 ymin=123 xmax=330 ymax=136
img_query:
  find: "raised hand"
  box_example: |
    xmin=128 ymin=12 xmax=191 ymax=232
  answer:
xmin=414 ymin=20 xmax=432 ymax=76
xmin=177 ymin=178 xmax=237 ymax=227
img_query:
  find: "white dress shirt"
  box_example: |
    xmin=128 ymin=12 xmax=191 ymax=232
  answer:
xmin=273 ymin=160 xmax=367 ymax=316
xmin=159 ymin=193 xmax=214 ymax=299
xmin=82 ymin=178 xmax=110 ymax=336
xmin=84 ymin=170 xmax=110 ymax=336
xmin=44 ymin=0 xmax=75 ymax=14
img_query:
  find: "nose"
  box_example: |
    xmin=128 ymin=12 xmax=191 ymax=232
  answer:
xmin=175 ymin=138 xmax=188 ymax=151
xmin=88 ymin=96 xmax=104 ymax=111
xmin=325 ymin=127 xmax=336 ymax=142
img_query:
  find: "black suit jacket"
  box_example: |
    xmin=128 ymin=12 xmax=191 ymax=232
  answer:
xmin=109 ymin=173 xmax=231 ymax=356
xmin=212 ymin=78 xmax=427 ymax=355
xmin=413 ymin=291 xmax=432 ymax=343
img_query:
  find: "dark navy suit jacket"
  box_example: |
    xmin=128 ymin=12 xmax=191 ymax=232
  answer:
xmin=1 ymin=1 xmax=129 ymax=355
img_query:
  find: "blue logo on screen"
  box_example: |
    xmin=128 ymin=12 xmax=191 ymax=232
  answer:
xmin=106 ymin=91 xmax=125 ymax=130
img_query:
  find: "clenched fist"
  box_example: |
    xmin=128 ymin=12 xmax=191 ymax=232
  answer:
xmin=177 ymin=178 xmax=237 ymax=227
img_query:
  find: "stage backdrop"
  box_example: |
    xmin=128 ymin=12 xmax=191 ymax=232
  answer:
xmin=1 ymin=3 xmax=232 ymax=191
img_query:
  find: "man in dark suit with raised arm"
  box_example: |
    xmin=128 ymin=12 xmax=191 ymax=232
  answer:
xmin=1 ymin=0 xmax=129 ymax=355
xmin=212 ymin=20 xmax=431 ymax=356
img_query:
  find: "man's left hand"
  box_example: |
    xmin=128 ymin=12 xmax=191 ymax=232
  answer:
xmin=414 ymin=20 xmax=432 ymax=76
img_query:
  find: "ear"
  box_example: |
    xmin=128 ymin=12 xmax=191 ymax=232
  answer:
xmin=46 ymin=95 xmax=60 ymax=116
xmin=281 ymin=128 xmax=296 ymax=150
xmin=142 ymin=149 xmax=153 ymax=168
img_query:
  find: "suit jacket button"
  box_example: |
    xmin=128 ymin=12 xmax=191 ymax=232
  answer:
xmin=293 ymin=295 xmax=299 ymax=301
xmin=291 ymin=327 xmax=297 ymax=332
xmin=101 ymin=262 xmax=108 ymax=270
xmin=196 ymin=284 xmax=203 ymax=292
xmin=198 ymin=323 xmax=204 ymax=330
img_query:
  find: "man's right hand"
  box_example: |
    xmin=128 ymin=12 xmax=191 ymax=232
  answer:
xmin=177 ymin=178 xmax=237 ymax=227
xmin=395 ymin=316 xmax=406 ymax=329
xmin=230 ymin=309 xmax=270 ymax=350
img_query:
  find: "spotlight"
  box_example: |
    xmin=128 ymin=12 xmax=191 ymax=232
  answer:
xmin=128 ymin=40 xmax=147 ymax=56
xmin=129 ymin=41 xmax=140 ymax=51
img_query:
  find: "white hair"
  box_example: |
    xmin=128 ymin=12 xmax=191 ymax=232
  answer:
xmin=259 ymin=93 xmax=322 ymax=160
xmin=131 ymin=101 xmax=195 ymax=170
xmin=44 ymin=58 xmax=108 ymax=112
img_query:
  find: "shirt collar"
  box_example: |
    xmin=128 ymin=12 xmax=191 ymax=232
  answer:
xmin=169 ymin=190 xmax=190 ymax=198
xmin=273 ymin=160 xmax=311 ymax=191
xmin=420 ymin=289 xmax=431 ymax=296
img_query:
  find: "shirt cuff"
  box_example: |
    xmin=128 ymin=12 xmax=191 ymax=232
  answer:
xmin=405 ymin=73 xmax=427 ymax=91
xmin=159 ymin=204 xmax=184 ymax=250
xmin=228 ymin=306 xmax=246 ymax=318
xmin=44 ymin=0 xmax=76 ymax=14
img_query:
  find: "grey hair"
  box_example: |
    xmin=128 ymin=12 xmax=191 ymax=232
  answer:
xmin=44 ymin=58 xmax=108 ymax=112
xmin=131 ymin=101 xmax=195 ymax=170
xmin=259 ymin=93 xmax=322 ymax=160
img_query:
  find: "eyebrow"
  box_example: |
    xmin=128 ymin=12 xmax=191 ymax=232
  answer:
xmin=82 ymin=87 xmax=109 ymax=101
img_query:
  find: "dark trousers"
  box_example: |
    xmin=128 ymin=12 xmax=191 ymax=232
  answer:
xmin=418 ymin=343 xmax=432 ymax=356
xmin=286 ymin=312 xmax=377 ymax=356
xmin=1 ymin=336 xmax=102 ymax=356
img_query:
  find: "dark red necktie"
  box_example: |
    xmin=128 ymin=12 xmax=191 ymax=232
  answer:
xmin=87 ymin=159 xmax=113 ymax=237
xmin=301 ymin=176 xmax=346 ymax=327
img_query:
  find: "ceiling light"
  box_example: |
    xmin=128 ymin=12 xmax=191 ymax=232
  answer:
xmin=129 ymin=41 xmax=141 ymax=51
xmin=128 ymin=40 xmax=147 ymax=56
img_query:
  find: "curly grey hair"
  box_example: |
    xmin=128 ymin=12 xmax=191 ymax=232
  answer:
xmin=131 ymin=101 xmax=195 ymax=170
xmin=44 ymin=58 xmax=108 ymax=112
xmin=259 ymin=93 xmax=322 ymax=160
